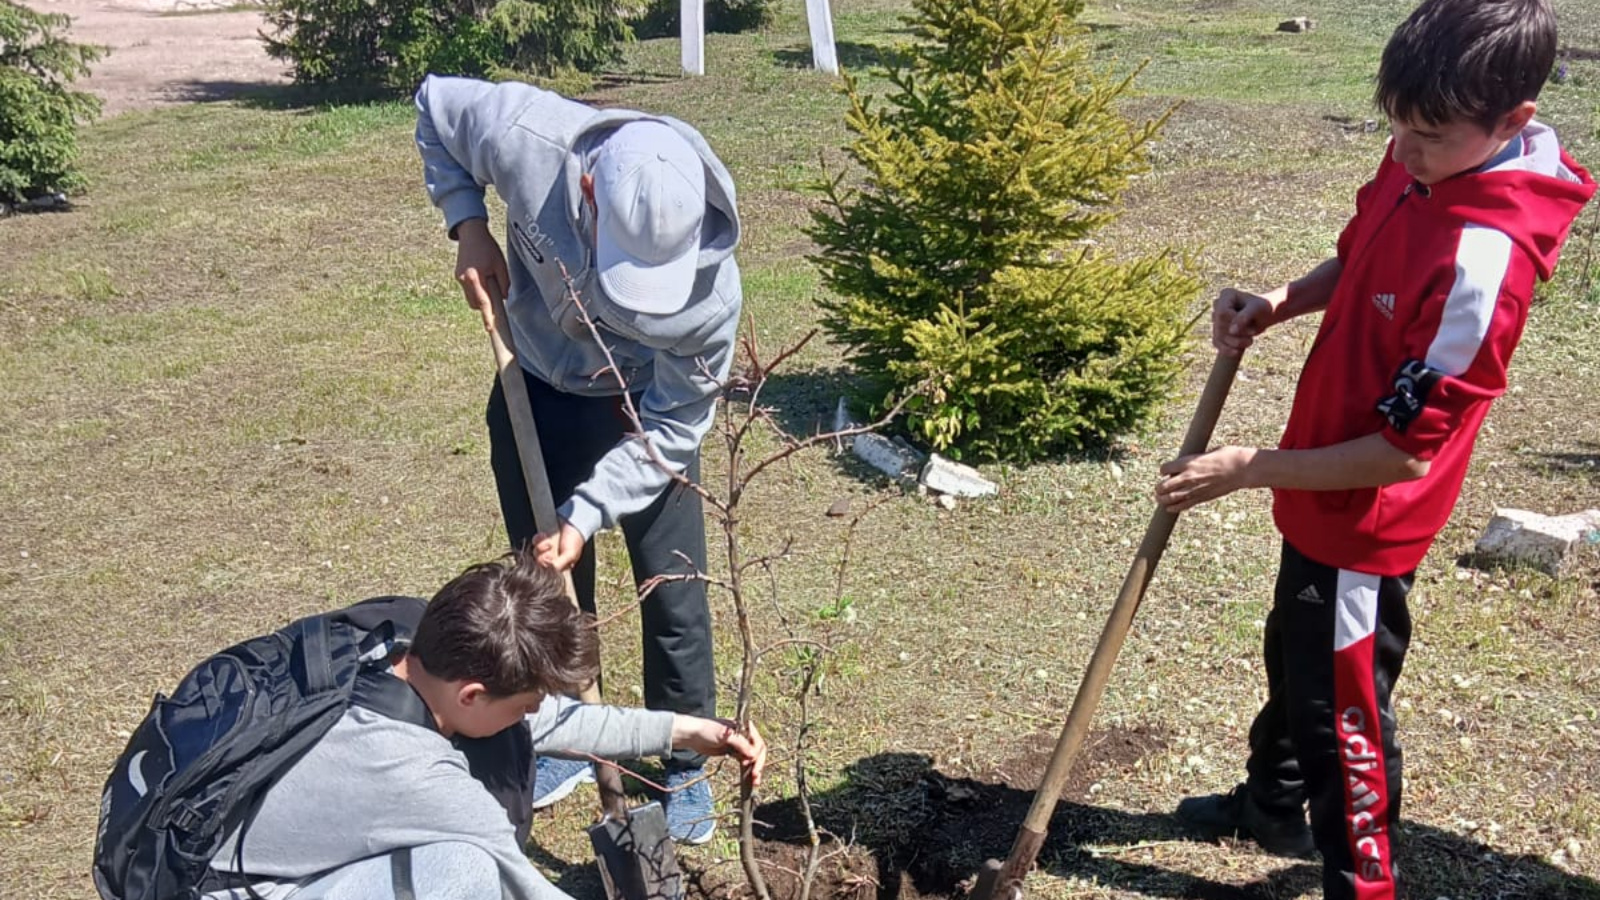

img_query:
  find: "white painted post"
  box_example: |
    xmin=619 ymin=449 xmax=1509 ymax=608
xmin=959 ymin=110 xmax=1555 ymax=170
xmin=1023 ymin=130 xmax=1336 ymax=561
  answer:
xmin=682 ymin=0 xmax=705 ymax=75
xmin=805 ymin=0 xmax=839 ymax=74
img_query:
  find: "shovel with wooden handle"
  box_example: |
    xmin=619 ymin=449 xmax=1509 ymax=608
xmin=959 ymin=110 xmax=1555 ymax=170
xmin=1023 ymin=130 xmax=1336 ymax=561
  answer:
xmin=483 ymin=291 xmax=684 ymax=900
xmin=971 ymin=351 xmax=1243 ymax=900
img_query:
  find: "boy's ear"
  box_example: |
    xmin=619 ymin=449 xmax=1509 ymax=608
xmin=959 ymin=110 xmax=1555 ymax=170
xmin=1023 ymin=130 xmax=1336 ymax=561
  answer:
xmin=456 ymin=681 xmax=490 ymax=707
xmin=1494 ymin=101 xmax=1537 ymax=139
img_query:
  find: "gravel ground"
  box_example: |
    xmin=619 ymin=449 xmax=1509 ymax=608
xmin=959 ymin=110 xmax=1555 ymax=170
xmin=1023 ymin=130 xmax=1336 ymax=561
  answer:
xmin=23 ymin=0 xmax=288 ymax=117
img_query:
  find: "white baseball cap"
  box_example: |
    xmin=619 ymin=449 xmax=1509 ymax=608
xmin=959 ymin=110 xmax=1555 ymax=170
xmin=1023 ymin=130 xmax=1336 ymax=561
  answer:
xmin=592 ymin=121 xmax=707 ymax=316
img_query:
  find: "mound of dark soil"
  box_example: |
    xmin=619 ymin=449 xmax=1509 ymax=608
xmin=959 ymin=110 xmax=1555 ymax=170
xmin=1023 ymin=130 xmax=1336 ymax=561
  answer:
xmin=682 ymin=725 xmax=1173 ymax=900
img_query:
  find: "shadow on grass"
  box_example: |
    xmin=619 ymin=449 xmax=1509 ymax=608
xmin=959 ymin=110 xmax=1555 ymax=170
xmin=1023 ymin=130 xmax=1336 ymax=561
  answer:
xmin=746 ymin=366 xmax=1136 ymax=479
xmin=771 ymin=40 xmax=913 ymax=72
xmin=170 ymin=79 xmax=399 ymax=109
xmin=1529 ymin=441 xmax=1600 ymax=481
xmin=740 ymin=366 xmax=861 ymax=441
xmin=587 ymin=71 xmax=682 ymax=92
xmin=751 ymin=750 xmax=1600 ymax=900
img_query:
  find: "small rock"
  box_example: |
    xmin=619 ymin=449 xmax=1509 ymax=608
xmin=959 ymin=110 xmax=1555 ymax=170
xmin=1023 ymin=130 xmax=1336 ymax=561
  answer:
xmin=935 ymin=494 xmax=958 ymax=511
xmin=1277 ymin=17 xmax=1314 ymax=33
xmin=826 ymin=497 xmax=851 ymax=518
xmin=1474 ymin=507 xmax=1600 ymax=576
xmin=919 ymin=453 xmax=998 ymax=498
xmin=1568 ymin=838 xmax=1582 ymax=861
xmin=946 ymin=782 xmax=977 ymax=803
xmin=853 ymin=433 xmax=924 ymax=479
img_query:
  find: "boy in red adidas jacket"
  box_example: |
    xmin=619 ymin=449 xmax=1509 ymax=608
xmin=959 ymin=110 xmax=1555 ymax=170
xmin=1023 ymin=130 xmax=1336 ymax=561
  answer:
xmin=1153 ymin=0 xmax=1594 ymax=897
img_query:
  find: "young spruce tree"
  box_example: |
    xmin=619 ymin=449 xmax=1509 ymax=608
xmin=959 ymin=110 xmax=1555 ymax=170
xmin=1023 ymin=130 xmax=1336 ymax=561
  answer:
xmin=0 ymin=1 xmax=102 ymax=207
xmin=809 ymin=0 xmax=1199 ymax=461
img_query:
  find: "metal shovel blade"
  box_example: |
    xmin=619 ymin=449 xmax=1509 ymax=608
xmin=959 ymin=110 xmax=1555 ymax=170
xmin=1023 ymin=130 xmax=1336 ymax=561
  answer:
xmin=588 ymin=801 xmax=683 ymax=900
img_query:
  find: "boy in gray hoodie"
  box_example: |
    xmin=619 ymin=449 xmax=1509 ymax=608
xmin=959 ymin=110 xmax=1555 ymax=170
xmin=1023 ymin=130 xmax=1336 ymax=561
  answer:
xmin=203 ymin=552 xmax=766 ymax=900
xmin=415 ymin=75 xmax=742 ymax=844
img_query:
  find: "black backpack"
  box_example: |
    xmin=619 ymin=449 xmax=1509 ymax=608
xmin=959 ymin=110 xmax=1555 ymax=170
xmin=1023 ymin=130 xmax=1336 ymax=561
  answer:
xmin=92 ymin=596 xmax=427 ymax=900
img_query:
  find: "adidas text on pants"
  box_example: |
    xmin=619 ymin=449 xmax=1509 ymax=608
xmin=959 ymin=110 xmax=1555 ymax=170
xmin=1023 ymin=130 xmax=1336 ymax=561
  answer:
xmin=1243 ymin=542 xmax=1413 ymax=900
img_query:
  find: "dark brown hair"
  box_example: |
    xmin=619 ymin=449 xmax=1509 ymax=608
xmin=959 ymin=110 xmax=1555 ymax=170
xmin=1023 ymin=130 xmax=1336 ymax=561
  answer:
xmin=1376 ymin=0 xmax=1557 ymax=131
xmin=409 ymin=551 xmax=600 ymax=697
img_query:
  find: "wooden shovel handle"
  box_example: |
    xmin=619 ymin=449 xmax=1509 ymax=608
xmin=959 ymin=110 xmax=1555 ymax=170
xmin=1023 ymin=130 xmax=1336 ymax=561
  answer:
xmin=484 ymin=292 xmax=631 ymax=822
xmin=977 ymin=351 xmax=1242 ymax=900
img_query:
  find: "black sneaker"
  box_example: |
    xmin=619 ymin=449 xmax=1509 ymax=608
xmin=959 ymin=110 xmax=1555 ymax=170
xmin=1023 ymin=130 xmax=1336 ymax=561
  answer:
xmin=1175 ymin=785 xmax=1316 ymax=859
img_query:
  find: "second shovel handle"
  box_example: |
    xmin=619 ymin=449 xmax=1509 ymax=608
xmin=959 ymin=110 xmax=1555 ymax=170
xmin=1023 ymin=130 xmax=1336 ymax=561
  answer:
xmin=979 ymin=351 xmax=1243 ymax=900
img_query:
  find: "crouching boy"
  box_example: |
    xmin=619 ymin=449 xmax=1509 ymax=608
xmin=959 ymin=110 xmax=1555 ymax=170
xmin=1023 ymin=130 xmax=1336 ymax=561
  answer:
xmin=1154 ymin=0 xmax=1594 ymax=898
xmin=95 ymin=552 xmax=765 ymax=900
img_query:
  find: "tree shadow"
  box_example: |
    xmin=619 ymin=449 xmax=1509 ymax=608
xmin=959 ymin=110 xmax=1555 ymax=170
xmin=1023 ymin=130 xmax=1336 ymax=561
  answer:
xmin=770 ymin=40 xmax=914 ymax=72
xmin=742 ymin=366 xmax=864 ymax=444
xmin=0 ymin=195 xmax=77 ymax=217
xmin=746 ymin=365 xmax=1136 ymax=480
xmin=585 ymin=71 xmax=682 ymax=94
xmin=751 ymin=746 xmax=1600 ymax=900
xmin=169 ymin=79 xmax=398 ymax=109
xmin=1526 ymin=441 xmax=1600 ymax=481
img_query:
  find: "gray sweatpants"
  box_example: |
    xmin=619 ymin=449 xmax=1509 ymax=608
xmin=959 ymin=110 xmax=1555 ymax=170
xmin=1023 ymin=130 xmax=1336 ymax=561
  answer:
xmin=205 ymin=842 xmax=501 ymax=900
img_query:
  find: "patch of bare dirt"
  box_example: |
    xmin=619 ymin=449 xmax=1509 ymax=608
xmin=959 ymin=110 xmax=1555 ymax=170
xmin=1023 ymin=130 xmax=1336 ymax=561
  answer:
xmin=24 ymin=0 xmax=288 ymax=116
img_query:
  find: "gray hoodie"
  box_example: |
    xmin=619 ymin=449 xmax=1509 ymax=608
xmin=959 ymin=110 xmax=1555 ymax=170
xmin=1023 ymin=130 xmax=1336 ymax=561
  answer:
xmin=415 ymin=75 xmax=743 ymax=541
xmin=208 ymin=695 xmax=674 ymax=900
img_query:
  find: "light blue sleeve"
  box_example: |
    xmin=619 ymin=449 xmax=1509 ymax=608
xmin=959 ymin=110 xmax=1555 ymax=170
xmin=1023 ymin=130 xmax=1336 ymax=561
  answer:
xmin=413 ymin=74 xmax=525 ymax=234
xmin=558 ymin=298 xmax=740 ymax=539
xmin=526 ymin=695 xmax=675 ymax=760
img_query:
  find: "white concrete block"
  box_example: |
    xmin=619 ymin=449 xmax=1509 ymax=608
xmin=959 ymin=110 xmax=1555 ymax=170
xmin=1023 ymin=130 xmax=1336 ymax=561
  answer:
xmin=1474 ymin=508 xmax=1600 ymax=576
xmin=919 ymin=453 xmax=998 ymax=498
xmin=853 ymin=433 xmax=923 ymax=479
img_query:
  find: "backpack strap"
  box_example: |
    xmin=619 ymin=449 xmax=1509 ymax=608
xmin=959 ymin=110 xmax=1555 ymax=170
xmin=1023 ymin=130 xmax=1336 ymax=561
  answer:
xmin=349 ymin=668 xmax=437 ymax=732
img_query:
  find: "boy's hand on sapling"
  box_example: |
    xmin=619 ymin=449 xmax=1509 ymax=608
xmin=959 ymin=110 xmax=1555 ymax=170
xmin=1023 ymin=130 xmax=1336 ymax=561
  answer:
xmin=671 ymin=717 xmax=768 ymax=787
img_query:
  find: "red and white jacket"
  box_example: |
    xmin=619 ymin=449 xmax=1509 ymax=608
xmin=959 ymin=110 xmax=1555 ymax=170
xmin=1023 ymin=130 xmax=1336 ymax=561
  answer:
xmin=1274 ymin=121 xmax=1595 ymax=576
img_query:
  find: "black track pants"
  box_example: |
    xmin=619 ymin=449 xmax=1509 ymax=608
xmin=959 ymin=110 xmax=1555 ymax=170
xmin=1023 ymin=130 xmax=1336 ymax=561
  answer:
xmin=486 ymin=373 xmax=715 ymax=770
xmin=1245 ymin=541 xmax=1413 ymax=900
